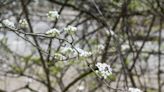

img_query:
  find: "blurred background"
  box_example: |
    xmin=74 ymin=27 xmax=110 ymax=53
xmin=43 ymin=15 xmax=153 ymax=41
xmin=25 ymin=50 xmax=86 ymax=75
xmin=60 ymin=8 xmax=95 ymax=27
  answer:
xmin=0 ymin=0 xmax=164 ymax=92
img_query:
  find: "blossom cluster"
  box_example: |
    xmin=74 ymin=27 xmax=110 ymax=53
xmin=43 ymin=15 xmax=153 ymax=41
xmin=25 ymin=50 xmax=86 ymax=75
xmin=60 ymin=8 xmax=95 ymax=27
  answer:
xmin=53 ymin=46 xmax=92 ymax=61
xmin=45 ymin=11 xmax=91 ymax=60
xmin=70 ymin=47 xmax=92 ymax=57
xmin=46 ymin=11 xmax=78 ymax=37
xmin=19 ymin=19 xmax=28 ymax=28
xmin=76 ymin=48 xmax=92 ymax=58
xmin=2 ymin=19 xmax=16 ymax=29
xmin=97 ymin=44 xmax=105 ymax=51
xmin=64 ymin=25 xmax=77 ymax=35
xmin=47 ymin=11 xmax=59 ymax=21
xmin=96 ymin=62 xmax=112 ymax=79
xmin=46 ymin=28 xmax=60 ymax=37
xmin=54 ymin=53 xmax=64 ymax=60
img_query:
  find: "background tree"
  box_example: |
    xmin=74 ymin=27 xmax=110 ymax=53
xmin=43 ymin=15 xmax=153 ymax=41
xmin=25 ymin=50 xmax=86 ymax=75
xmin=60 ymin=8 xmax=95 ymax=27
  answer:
xmin=0 ymin=0 xmax=164 ymax=92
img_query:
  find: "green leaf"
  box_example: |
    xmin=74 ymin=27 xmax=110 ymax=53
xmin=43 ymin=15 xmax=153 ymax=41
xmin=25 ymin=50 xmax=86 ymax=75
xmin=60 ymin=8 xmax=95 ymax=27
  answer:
xmin=31 ymin=56 xmax=41 ymax=64
xmin=50 ymin=66 xmax=62 ymax=75
xmin=11 ymin=65 xmax=23 ymax=74
xmin=125 ymin=58 xmax=130 ymax=65
xmin=107 ymin=74 xmax=116 ymax=81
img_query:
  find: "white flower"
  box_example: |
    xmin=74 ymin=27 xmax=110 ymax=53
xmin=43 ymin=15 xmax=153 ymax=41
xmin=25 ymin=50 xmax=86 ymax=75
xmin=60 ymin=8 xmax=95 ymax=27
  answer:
xmin=61 ymin=47 xmax=75 ymax=54
xmin=80 ymin=51 xmax=92 ymax=57
xmin=61 ymin=47 xmax=75 ymax=57
xmin=19 ymin=19 xmax=28 ymax=28
xmin=121 ymin=44 xmax=129 ymax=50
xmin=93 ymin=44 xmax=105 ymax=54
xmin=77 ymin=85 xmax=85 ymax=91
xmin=75 ymin=48 xmax=92 ymax=57
xmin=128 ymin=88 xmax=142 ymax=92
xmin=64 ymin=25 xmax=77 ymax=35
xmin=96 ymin=62 xmax=112 ymax=79
xmin=97 ymin=44 xmax=105 ymax=51
xmin=54 ymin=53 xmax=64 ymax=60
xmin=26 ymin=78 xmax=32 ymax=83
xmin=47 ymin=11 xmax=59 ymax=21
xmin=2 ymin=19 xmax=16 ymax=29
xmin=105 ymin=29 xmax=115 ymax=36
xmin=46 ymin=28 xmax=60 ymax=37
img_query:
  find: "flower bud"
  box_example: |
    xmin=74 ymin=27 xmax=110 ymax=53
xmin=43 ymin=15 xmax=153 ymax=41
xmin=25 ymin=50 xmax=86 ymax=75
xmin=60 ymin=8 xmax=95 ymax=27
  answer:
xmin=19 ymin=19 xmax=28 ymax=28
xmin=46 ymin=28 xmax=60 ymax=37
xmin=47 ymin=11 xmax=59 ymax=21
xmin=2 ymin=19 xmax=16 ymax=30
xmin=64 ymin=25 xmax=77 ymax=35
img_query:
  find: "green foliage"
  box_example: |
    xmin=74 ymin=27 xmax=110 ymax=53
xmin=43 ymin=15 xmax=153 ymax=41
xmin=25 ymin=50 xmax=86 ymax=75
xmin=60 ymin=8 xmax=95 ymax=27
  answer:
xmin=22 ymin=55 xmax=32 ymax=63
xmin=89 ymin=39 xmax=98 ymax=45
xmin=11 ymin=65 xmax=23 ymax=74
xmin=30 ymin=56 xmax=41 ymax=65
xmin=67 ymin=60 xmax=76 ymax=65
xmin=125 ymin=58 xmax=130 ymax=65
xmin=50 ymin=66 xmax=62 ymax=75
xmin=147 ymin=88 xmax=156 ymax=92
xmin=107 ymin=74 xmax=116 ymax=81
xmin=128 ymin=0 xmax=146 ymax=11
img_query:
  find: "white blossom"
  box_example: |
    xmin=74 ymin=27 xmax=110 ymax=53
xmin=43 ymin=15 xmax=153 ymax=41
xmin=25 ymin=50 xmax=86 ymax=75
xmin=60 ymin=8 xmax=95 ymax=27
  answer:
xmin=46 ymin=28 xmax=60 ymax=37
xmin=26 ymin=78 xmax=32 ymax=83
xmin=61 ymin=47 xmax=75 ymax=54
xmin=64 ymin=25 xmax=77 ymax=35
xmin=54 ymin=53 xmax=64 ymax=60
xmin=19 ymin=19 xmax=28 ymax=28
xmin=77 ymin=85 xmax=85 ymax=91
xmin=92 ymin=44 xmax=105 ymax=54
xmin=121 ymin=44 xmax=129 ymax=50
xmin=97 ymin=44 xmax=105 ymax=51
xmin=128 ymin=88 xmax=142 ymax=92
xmin=75 ymin=48 xmax=92 ymax=57
xmin=80 ymin=51 xmax=92 ymax=57
xmin=96 ymin=62 xmax=112 ymax=79
xmin=77 ymin=81 xmax=85 ymax=91
xmin=105 ymin=29 xmax=115 ymax=36
xmin=2 ymin=19 xmax=16 ymax=30
xmin=47 ymin=11 xmax=59 ymax=21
